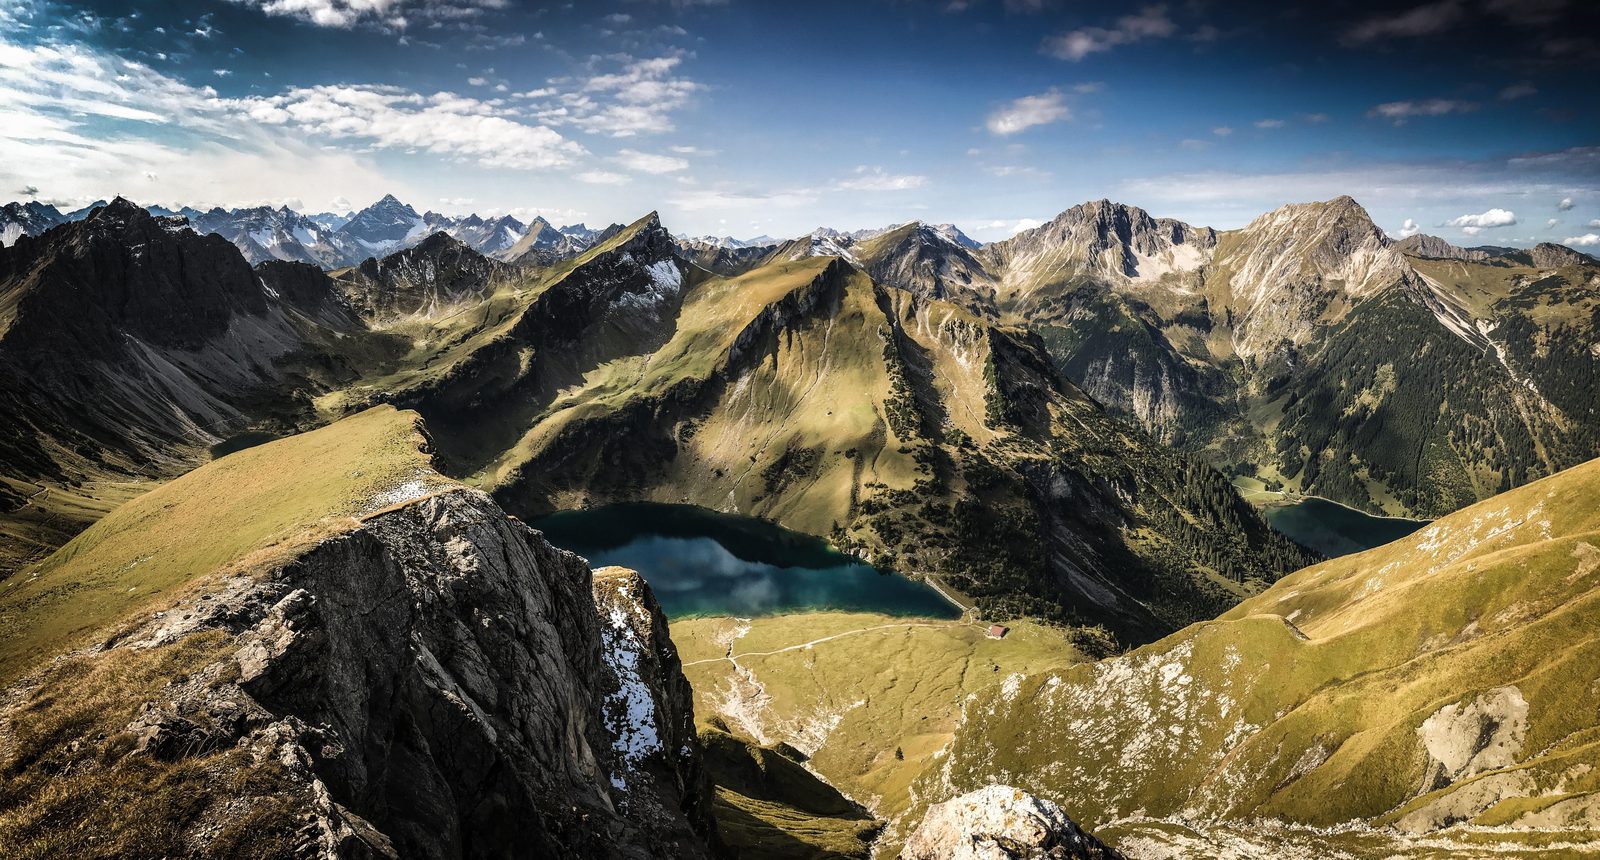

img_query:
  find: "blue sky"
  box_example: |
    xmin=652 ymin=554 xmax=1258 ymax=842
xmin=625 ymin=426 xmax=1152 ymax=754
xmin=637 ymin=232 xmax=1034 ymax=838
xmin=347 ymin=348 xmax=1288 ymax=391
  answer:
xmin=1 ymin=0 xmax=1596 ymax=246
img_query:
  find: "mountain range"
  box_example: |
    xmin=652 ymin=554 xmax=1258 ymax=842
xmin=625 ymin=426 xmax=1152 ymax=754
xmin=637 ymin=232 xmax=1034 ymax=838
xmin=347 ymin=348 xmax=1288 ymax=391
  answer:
xmin=4 ymin=191 xmax=1600 ymax=857
xmin=0 ymin=195 xmax=612 ymax=269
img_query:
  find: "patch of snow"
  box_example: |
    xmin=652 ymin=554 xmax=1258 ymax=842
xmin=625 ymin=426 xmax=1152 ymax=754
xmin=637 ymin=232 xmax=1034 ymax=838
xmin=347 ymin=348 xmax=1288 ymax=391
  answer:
xmin=600 ymin=585 xmax=664 ymax=781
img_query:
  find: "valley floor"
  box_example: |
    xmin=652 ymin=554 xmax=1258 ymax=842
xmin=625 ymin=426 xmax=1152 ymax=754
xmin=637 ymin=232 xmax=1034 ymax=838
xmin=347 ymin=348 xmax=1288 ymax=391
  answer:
xmin=671 ymin=611 xmax=1084 ymax=855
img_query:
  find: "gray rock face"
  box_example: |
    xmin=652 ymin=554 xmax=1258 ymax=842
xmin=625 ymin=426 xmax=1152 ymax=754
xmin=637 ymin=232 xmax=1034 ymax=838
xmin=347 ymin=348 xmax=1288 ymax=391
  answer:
xmin=1529 ymin=242 xmax=1597 ymax=268
xmin=337 ymin=232 xmax=513 ymax=323
xmin=25 ymin=487 xmax=717 ymax=859
xmin=903 ymin=785 xmax=1122 ymax=860
xmin=1395 ymin=233 xmax=1491 ymax=262
xmin=981 ymin=199 xmax=1215 ymax=302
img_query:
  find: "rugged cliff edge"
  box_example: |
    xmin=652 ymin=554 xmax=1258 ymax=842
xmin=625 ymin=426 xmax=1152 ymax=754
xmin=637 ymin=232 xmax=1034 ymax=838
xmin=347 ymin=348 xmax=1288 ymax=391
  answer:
xmin=0 ymin=409 xmax=718 ymax=858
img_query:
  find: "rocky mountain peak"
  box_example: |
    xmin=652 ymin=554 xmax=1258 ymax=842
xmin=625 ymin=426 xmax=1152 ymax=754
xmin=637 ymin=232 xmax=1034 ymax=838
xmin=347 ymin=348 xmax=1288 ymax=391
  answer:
xmin=1216 ymin=196 xmax=1418 ymax=356
xmin=1530 ymin=241 xmax=1596 ymax=268
xmin=406 ymin=229 xmax=470 ymax=257
xmin=988 ymin=198 xmax=1214 ymax=289
xmin=1396 ymin=233 xmax=1492 ymax=262
xmin=86 ymin=196 xmax=153 ymax=226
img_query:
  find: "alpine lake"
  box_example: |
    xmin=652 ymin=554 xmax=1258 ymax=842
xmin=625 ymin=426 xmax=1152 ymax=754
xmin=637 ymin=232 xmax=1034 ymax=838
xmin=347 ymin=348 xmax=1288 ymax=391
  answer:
xmin=534 ymin=502 xmax=962 ymax=620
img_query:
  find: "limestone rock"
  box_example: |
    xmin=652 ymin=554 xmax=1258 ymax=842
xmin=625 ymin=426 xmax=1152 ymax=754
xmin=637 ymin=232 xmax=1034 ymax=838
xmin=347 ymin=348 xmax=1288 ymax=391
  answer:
xmin=904 ymin=786 xmax=1122 ymax=860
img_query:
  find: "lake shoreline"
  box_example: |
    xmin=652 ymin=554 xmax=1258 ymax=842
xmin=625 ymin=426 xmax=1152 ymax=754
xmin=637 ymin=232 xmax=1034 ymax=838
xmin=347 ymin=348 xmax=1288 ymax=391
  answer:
xmin=1236 ymin=481 xmax=1431 ymax=525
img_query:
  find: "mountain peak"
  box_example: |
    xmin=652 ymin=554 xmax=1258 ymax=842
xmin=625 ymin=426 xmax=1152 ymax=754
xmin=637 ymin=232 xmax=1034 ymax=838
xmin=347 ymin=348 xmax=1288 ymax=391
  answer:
xmin=89 ymin=197 xmax=154 ymax=225
xmin=1530 ymin=242 xmax=1597 ymax=268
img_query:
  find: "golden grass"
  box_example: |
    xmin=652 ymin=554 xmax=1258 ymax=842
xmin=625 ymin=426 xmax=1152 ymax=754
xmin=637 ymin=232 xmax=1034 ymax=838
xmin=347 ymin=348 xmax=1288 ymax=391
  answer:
xmin=0 ymin=631 xmax=307 ymax=860
xmin=674 ymin=611 xmax=1083 ymax=852
xmin=923 ymin=455 xmax=1600 ymax=838
xmin=0 ymin=405 xmax=439 ymax=685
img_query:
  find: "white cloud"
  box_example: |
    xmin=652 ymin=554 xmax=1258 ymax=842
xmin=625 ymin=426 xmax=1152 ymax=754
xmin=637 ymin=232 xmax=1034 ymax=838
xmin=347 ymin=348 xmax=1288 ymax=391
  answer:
xmin=985 ymin=164 xmax=1051 ymax=179
xmin=227 ymin=0 xmax=507 ymax=30
xmin=1545 ymin=217 xmax=1559 ymax=228
xmin=0 ymin=36 xmax=399 ymax=208
xmin=1368 ymin=98 xmax=1477 ymax=124
xmin=1564 ymin=233 xmax=1599 ymax=247
xmin=669 ymin=185 xmax=819 ymax=213
xmin=1212 ymin=126 xmax=1233 ymax=136
xmin=245 ymin=85 xmax=585 ymax=170
xmin=1113 ymin=151 xmax=1597 ymax=230
xmin=1397 ymin=217 xmax=1421 ymax=237
xmin=1342 ymin=0 xmax=1466 ymax=44
xmin=669 ymin=145 xmax=717 ymax=156
xmin=1043 ymin=5 xmax=1176 ymax=61
xmin=559 ymin=55 xmax=703 ymax=137
xmin=966 ymin=217 xmax=1044 ymax=239
xmin=576 ymin=170 xmax=629 ymax=185
xmin=1591 ymin=219 xmax=1600 ymax=228
xmin=835 ymin=166 xmax=928 ymax=192
xmin=986 ymin=88 xmax=1071 ymax=136
xmin=1558 ymin=196 xmax=1574 ymax=210
xmin=1499 ymin=82 xmax=1537 ymax=101
xmin=613 ymin=148 xmax=688 ymax=173
xmin=1369 ymin=99 xmax=1478 ymax=123
xmin=1254 ymin=118 xmax=1284 ymax=129
xmin=1447 ymin=208 xmax=1517 ymax=235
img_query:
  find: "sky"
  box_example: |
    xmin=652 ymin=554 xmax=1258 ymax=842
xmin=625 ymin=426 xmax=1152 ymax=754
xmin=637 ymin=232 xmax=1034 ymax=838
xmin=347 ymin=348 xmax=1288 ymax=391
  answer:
xmin=1 ymin=0 xmax=1597 ymax=246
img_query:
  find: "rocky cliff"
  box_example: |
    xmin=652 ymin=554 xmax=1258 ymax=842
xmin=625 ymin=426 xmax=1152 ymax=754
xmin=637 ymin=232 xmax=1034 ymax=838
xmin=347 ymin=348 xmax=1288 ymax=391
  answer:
xmin=1395 ymin=233 xmax=1491 ymax=262
xmin=904 ymin=786 xmax=1122 ymax=860
xmin=0 ymin=412 xmax=719 ymax=858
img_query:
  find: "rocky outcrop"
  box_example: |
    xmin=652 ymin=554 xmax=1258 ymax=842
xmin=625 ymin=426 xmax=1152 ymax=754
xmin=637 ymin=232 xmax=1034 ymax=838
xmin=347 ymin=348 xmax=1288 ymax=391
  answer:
xmin=0 ymin=487 xmax=718 ymax=858
xmin=498 ymin=215 xmax=591 ymax=265
xmin=982 ymin=199 xmax=1215 ymax=306
xmin=1529 ymin=241 xmax=1597 ymax=268
xmin=591 ymin=567 xmax=719 ymax=851
xmin=854 ymin=222 xmax=998 ymax=316
xmin=1209 ymin=195 xmax=1416 ymax=357
xmin=1395 ymin=233 xmax=1491 ymax=262
xmin=336 ymin=232 xmax=512 ymax=323
xmin=903 ymin=786 xmax=1122 ymax=860
xmin=673 ymin=237 xmax=776 ymax=277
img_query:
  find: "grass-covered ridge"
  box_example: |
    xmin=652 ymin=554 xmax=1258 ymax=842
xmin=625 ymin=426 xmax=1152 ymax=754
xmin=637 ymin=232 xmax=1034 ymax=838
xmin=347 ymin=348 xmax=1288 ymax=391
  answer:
xmin=673 ymin=611 xmax=1086 ymax=854
xmin=0 ymin=405 xmax=441 ymax=684
xmin=915 ymin=454 xmax=1600 ymax=853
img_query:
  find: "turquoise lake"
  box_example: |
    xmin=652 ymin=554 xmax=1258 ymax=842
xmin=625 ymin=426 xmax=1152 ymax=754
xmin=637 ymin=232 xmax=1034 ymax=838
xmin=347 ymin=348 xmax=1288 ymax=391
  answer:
xmin=534 ymin=503 xmax=962 ymax=619
xmin=1264 ymin=496 xmax=1429 ymax=558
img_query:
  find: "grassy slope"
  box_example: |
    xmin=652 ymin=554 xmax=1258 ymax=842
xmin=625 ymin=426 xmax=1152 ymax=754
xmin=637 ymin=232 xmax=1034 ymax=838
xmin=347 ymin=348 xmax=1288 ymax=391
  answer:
xmin=699 ymin=726 xmax=882 ymax=859
xmin=0 ymin=406 xmax=446 ymax=858
xmin=0 ymin=405 xmax=439 ymax=685
xmin=477 ymin=255 xmax=906 ymax=537
xmin=916 ymin=454 xmax=1600 ymax=852
xmin=673 ymin=611 xmax=1083 ymax=854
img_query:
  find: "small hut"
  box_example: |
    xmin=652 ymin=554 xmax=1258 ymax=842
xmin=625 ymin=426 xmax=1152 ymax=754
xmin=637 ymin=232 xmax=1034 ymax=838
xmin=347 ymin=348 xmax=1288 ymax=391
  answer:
xmin=987 ymin=624 xmax=1010 ymax=640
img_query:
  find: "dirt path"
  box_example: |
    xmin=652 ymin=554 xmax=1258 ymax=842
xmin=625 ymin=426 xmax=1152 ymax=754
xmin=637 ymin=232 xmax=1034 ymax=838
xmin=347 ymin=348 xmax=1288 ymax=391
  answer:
xmin=683 ymin=619 xmax=958 ymax=667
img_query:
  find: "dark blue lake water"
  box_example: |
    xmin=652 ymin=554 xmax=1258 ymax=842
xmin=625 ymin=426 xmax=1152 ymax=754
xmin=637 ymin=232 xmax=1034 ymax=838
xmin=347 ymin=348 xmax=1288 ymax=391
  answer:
xmin=534 ymin=503 xmax=962 ymax=619
xmin=1264 ymin=496 xmax=1429 ymax=558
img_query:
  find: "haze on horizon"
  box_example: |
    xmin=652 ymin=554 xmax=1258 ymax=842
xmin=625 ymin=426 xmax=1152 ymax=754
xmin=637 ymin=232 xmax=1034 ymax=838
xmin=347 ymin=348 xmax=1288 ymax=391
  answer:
xmin=1 ymin=0 xmax=1596 ymax=247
